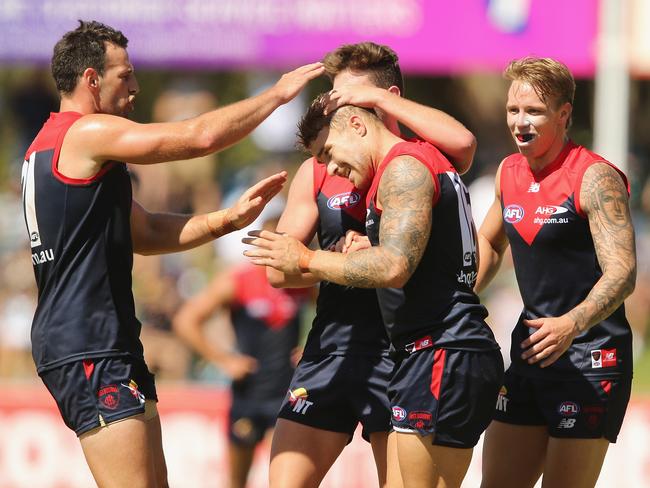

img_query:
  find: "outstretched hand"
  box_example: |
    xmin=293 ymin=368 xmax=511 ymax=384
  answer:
xmin=227 ymin=172 xmax=287 ymax=230
xmin=272 ymin=62 xmax=325 ymax=104
xmin=520 ymin=315 xmax=580 ymax=368
xmin=242 ymin=230 xmax=310 ymax=274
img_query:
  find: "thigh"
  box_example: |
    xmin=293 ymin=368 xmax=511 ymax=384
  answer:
xmin=396 ymin=432 xmax=472 ymax=488
xmin=369 ymin=431 xmax=389 ymax=488
xmin=542 ymin=437 xmax=609 ymax=488
xmin=480 ymin=421 xmax=547 ymax=488
xmin=80 ymin=414 xmax=157 ymax=488
xmin=269 ymin=418 xmax=349 ymax=488
xmin=384 ymin=431 xmax=404 ymax=488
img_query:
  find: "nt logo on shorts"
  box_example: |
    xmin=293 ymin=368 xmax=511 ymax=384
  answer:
xmin=288 ymin=387 xmax=313 ymax=415
xmin=98 ymin=384 xmax=120 ymax=410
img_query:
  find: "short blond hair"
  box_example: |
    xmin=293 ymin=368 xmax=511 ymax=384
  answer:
xmin=504 ymin=57 xmax=575 ymax=108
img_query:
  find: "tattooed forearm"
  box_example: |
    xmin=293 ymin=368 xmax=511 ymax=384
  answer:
xmin=570 ymin=163 xmax=637 ymax=331
xmin=342 ymin=156 xmax=434 ymax=288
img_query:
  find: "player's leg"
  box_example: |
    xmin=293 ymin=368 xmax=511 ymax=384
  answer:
xmin=541 ymin=437 xmax=608 ymax=488
xmin=480 ymin=421 xmax=547 ymax=488
xmin=385 ymin=431 xmax=404 ymax=488
xmin=396 ymin=432 xmax=472 ymax=488
xmin=269 ymin=418 xmax=349 ymax=488
xmin=143 ymin=401 xmax=169 ymax=488
xmin=369 ymin=431 xmax=389 ymax=487
xmin=80 ymin=414 xmax=158 ymax=488
xmin=228 ymin=442 xmax=255 ymax=488
xmin=480 ymin=365 xmax=548 ymax=488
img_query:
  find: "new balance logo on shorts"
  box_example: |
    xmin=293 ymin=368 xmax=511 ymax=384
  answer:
xmin=288 ymin=387 xmax=314 ymax=415
xmin=558 ymin=418 xmax=576 ymax=429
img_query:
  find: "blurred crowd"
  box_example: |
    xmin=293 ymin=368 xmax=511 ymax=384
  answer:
xmin=1 ymin=68 xmax=649 ymax=386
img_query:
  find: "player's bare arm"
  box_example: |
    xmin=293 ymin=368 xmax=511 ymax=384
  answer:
xmin=244 ymin=156 xmax=434 ymax=289
xmin=474 ymin=162 xmax=509 ymax=294
xmin=266 ymin=159 xmax=322 ymax=289
xmin=521 ymin=163 xmax=636 ymax=367
xmin=568 ymin=163 xmax=637 ymax=330
xmin=132 ymin=171 xmax=286 ymax=255
xmin=60 ymin=63 xmax=324 ymax=178
xmin=172 ymin=271 xmax=257 ymax=381
xmin=325 ymin=85 xmax=476 ymax=173
xmin=342 ymin=156 xmax=433 ymax=287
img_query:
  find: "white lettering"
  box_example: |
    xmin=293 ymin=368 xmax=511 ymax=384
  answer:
xmin=292 ymin=398 xmax=314 ymax=415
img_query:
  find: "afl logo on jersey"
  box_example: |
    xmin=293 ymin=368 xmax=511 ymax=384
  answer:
xmin=327 ymin=191 xmax=361 ymax=210
xmin=503 ymin=204 xmax=525 ymax=223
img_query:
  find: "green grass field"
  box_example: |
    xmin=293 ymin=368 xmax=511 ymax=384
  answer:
xmin=633 ymin=347 xmax=650 ymax=395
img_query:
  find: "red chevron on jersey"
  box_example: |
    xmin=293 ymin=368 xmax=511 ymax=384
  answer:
xmin=500 ymin=141 xmax=627 ymax=246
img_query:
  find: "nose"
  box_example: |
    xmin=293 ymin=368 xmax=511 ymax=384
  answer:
xmin=326 ymin=161 xmax=339 ymax=177
xmin=516 ymin=112 xmax=531 ymax=128
xmin=130 ymin=76 xmax=140 ymax=95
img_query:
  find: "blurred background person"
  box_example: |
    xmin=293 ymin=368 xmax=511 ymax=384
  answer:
xmin=173 ymin=214 xmax=312 ymax=488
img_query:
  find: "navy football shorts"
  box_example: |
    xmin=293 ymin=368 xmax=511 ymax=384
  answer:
xmin=39 ymin=356 xmax=157 ymax=436
xmin=493 ymin=366 xmax=632 ymax=442
xmin=277 ymin=354 xmax=393 ymax=440
xmin=389 ymin=347 xmax=504 ymax=448
xmin=229 ymin=393 xmax=284 ymax=447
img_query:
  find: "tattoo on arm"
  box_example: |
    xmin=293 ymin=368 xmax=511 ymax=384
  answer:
xmin=568 ymin=163 xmax=636 ymax=331
xmin=343 ymin=156 xmax=433 ymax=287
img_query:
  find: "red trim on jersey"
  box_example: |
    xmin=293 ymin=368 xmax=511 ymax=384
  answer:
xmin=366 ymin=140 xmax=449 ymax=213
xmin=83 ymin=359 xmax=95 ymax=380
xmin=26 ymin=111 xmax=120 ymax=186
xmin=429 ymin=348 xmax=446 ymax=400
xmin=312 ymin=157 xmax=327 ymax=200
xmin=600 ymin=380 xmax=612 ymax=395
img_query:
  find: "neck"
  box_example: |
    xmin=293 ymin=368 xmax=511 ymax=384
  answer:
xmin=526 ymin=134 xmax=569 ymax=173
xmin=373 ymin=127 xmax=405 ymax=171
xmin=59 ymin=91 xmax=97 ymax=115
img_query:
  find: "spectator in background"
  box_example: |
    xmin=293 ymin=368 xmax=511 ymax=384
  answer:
xmin=21 ymin=19 xmax=321 ymax=488
xmin=476 ymin=57 xmax=636 ymax=488
xmin=173 ymin=215 xmax=310 ymax=488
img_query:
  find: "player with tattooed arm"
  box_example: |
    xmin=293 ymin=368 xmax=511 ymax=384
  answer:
xmin=475 ymin=57 xmax=636 ymax=488
xmin=244 ymin=94 xmax=503 ymax=488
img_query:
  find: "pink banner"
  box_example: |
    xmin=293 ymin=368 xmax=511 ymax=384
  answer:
xmin=0 ymin=0 xmax=597 ymax=75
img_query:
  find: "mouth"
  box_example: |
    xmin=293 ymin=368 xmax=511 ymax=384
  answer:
xmin=516 ymin=133 xmax=535 ymax=143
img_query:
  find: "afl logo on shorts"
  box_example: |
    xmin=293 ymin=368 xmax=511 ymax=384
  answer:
xmin=98 ymin=384 xmax=120 ymax=410
xmin=557 ymin=401 xmax=580 ymax=417
xmin=327 ymin=191 xmax=361 ymax=210
xmin=503 ymin=204 xmax=525 ymax=223
xmin=392 ymin=406 xmax=407 ymax=422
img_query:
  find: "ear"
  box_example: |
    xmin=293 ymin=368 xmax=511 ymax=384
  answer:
xmin=387 ymin=85 xmax=401 ymax=97
xmin=82 ymin=67 xmax=100 ymax=90
xmin=558 ymin=102 xmax=572 ymax=125
xmin=349 ymin=114 xmax=367 ymax=136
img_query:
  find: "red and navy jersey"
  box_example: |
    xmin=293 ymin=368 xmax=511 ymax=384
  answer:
xmin=365 ymin=140 xmax=498 ymax=352
xmin=500 ymin=140 xmax=632 ymax=379
xmin=229 ymin=263 xmax=303 ymax=399
xmin=302 ymin=158 xmax=390 ymax=357
xmin=21 ymin=112 xmax=143 ymax=373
